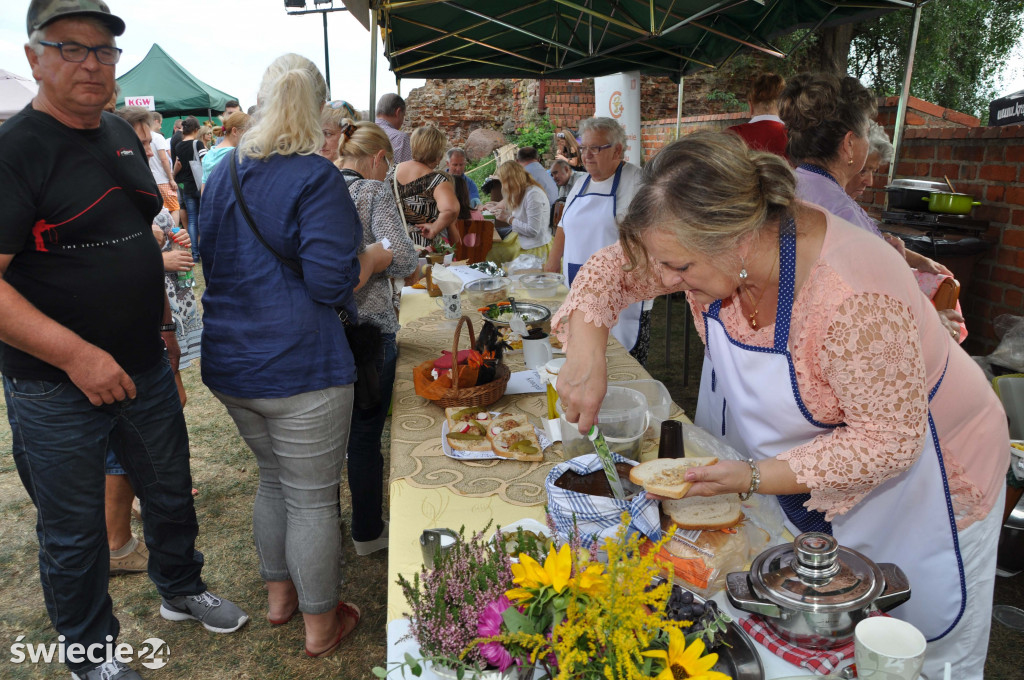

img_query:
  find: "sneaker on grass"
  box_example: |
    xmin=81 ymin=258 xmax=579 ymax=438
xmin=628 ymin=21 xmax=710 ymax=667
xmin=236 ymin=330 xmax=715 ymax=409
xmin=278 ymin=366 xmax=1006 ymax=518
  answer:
xmin=159 ymin=591 xmax=249 ymax=634
xmin=71 ymin=659 xmax=141 ymax=680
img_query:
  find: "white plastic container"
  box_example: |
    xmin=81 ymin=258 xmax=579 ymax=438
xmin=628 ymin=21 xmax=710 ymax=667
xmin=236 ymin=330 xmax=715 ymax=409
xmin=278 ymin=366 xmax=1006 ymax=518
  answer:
xmin=609 ymin=379 xmax=672 ymax=428
xmin=557 ymin=386 xmax=648 ymax=460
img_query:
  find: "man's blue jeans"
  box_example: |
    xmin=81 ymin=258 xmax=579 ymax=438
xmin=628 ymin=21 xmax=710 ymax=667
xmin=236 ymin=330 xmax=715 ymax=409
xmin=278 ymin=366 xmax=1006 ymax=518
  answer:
xmin=346 ymin=333 xmax=397 ymax=541
xmin=183 ymin=192 xmax=200 ymax=261
xmin=3 ymin=355 xmax=205 ymax=672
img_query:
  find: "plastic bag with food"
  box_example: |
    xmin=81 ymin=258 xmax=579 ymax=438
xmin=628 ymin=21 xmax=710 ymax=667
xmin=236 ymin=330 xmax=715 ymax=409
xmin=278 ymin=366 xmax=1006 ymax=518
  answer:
xmin=642 ymin=423 xmax=789 ymax=597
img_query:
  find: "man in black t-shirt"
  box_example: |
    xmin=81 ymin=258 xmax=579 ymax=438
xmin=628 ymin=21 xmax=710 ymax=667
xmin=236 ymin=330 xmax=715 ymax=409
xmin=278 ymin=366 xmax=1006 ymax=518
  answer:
xmin=0 ymin=4 xmax=248 ymax=679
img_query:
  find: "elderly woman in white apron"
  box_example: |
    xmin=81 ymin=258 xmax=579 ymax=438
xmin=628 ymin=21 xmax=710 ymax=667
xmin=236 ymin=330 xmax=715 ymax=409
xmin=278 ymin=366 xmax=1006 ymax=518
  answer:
xmin=544 ymin=116 xmax=652 ymax=363
xmin=553 ymin=132 xmax=1008 ymax=680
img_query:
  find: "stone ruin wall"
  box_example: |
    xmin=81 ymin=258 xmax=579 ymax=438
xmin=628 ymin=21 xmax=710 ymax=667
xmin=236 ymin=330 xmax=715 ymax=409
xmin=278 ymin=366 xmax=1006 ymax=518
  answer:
xmin=403 ymin=75 xmax=724 ymax=152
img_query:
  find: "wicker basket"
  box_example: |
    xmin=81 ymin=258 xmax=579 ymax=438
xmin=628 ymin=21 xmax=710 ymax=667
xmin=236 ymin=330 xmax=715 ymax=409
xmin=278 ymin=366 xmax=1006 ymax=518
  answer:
xmin=432 ymin=315 xmax=510 ymax=409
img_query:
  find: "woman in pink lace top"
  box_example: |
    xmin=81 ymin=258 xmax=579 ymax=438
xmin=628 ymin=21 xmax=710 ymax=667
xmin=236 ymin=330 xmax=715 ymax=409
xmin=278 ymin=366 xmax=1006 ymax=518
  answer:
xmin=553 ymin=132 xmax=1007 ymax=679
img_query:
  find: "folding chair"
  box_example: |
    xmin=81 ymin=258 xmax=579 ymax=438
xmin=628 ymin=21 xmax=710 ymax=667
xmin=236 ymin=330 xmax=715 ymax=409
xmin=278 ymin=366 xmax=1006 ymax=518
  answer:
xmin=454 ymin=219 xmax=495 ymax=264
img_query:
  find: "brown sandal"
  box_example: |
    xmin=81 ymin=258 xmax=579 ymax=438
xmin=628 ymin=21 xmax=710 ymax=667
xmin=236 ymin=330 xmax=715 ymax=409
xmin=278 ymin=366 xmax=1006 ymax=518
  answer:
xmin=305 ymin=601 xmax=361 ymax=658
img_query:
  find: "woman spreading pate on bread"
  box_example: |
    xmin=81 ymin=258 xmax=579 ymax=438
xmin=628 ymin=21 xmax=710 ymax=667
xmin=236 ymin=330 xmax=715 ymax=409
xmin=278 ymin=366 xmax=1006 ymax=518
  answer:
xmin=552 ymin=131 xmax=1008 ymax=680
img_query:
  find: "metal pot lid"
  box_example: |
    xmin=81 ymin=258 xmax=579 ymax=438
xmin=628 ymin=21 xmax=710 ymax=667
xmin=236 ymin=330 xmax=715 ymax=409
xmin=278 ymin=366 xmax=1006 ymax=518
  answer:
xmin=886 ymin=179 xmax=949 ymax=191
xmin=747 ymin=533 xmax=885 ymax=613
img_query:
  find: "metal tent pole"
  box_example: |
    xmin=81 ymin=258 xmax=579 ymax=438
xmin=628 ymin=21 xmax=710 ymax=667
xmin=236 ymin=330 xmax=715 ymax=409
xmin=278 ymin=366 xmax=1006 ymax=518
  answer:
xmin=323 ymin=12 xmax=332 ymax=94
xmin=675 ymin=76 xmax=683 ymax=139
xmin=370 ymin=5 xmax=379 ymax=117
xmin=887 ymin=4 xmax=923 ymax=195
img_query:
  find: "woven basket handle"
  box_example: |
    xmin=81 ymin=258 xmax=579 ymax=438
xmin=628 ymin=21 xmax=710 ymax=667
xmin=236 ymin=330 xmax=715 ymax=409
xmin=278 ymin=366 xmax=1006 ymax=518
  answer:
xmin=449 ymin=315 xmax=477 ymax=399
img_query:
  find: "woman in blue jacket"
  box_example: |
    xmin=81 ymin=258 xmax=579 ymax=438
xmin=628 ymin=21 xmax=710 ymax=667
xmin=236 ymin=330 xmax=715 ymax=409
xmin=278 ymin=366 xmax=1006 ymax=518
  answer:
xmin=199 ymin=53 xmax=389 ymax=658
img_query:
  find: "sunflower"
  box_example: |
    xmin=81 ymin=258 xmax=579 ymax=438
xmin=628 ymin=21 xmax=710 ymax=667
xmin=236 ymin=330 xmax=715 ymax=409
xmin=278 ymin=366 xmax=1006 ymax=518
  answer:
xmin=642 ymin=628 xmax=731 ymax=680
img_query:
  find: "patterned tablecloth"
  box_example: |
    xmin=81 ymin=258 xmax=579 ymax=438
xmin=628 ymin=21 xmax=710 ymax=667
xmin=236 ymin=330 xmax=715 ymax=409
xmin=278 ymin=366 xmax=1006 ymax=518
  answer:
xmin=390 ymin=307 xmax=667 ymax=506
xmin=386 ymin=288 xmax=683 ymax=621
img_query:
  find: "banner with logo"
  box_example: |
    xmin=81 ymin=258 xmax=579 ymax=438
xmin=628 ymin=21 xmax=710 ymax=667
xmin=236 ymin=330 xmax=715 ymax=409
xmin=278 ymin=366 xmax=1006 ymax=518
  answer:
xmin=594 ymin=71 xmax=641 ymax=164
xmin=124 ymin=96 xmax=156 ymax=111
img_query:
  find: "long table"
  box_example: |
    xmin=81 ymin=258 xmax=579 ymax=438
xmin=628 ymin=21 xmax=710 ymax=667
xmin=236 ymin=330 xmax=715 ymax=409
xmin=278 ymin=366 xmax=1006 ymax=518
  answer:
xmin=384 ymin=287 xmax=806 ymax=679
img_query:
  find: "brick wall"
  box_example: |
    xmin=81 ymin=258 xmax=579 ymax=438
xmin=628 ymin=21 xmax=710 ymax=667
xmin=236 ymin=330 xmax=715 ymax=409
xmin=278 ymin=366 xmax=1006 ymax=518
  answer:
xmin=640 ymin=112 xmax=747 ymax=159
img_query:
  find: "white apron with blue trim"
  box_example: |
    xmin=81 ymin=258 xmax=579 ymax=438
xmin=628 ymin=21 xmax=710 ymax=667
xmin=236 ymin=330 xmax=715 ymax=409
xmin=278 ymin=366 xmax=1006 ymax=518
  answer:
xmin=561 ymin=162 xmax=647 ymax=353
xmin=693 ymin=222 xmax=966 ymax=641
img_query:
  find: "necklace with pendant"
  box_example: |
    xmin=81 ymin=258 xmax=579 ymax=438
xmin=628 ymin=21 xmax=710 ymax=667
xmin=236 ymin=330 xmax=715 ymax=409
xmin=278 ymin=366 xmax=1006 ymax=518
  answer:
xmin=741 ymin=248 xmax=779 ymax=330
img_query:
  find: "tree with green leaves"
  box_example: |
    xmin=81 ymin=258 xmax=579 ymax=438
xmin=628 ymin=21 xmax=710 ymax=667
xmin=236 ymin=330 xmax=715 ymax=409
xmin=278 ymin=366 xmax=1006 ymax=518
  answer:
xmin=848 ymin=0 xmax=1024 ymax=122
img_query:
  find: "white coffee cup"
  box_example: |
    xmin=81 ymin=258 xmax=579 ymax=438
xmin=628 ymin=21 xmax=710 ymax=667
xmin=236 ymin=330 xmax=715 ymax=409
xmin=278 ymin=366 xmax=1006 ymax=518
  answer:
xmin=522 ymin=333 xmax=554 ymax=370
xmin=434 ymin=292 xmax=462 ymax=320
xmin=854 ymin=617 xmax=926 ymax=680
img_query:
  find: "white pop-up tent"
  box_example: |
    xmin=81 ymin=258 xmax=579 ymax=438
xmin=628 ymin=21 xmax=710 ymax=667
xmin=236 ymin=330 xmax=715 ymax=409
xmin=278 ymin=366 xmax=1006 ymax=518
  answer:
xmin=0 ymin=69 xmax=37 ymax=120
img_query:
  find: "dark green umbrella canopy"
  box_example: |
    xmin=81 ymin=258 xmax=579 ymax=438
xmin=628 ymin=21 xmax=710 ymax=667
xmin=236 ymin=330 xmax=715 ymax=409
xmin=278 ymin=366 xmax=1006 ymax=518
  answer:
xmin=378 ymin=0 xmax=927 ymax=80
xmin=116 ymin=43 xmax=237 ymax=116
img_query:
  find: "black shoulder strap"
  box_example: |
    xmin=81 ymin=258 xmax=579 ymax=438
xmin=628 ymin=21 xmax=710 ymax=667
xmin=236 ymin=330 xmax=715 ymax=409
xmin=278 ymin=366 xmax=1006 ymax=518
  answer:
xmin=228 ymin=148 xmax=302 ymax=276
xmin=227 ymin=149 xmax=353 ymax=326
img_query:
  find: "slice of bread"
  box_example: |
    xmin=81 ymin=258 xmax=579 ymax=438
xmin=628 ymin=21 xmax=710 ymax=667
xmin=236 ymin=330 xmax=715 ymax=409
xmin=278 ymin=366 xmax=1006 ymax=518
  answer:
xmin=488 ymin=413 xmax=527 ymax=437
xmin=445 ymin=406 xmax=492 ymax=431
xmin=661 ymin=494 xmax=742 ymax=531
xmin=489 ymin=425 xmax=543 ymax=462
xmin=628 ymin=457 xmax=719 ymax=499
xmin=446 ymin=431 xmax=492 ymax=452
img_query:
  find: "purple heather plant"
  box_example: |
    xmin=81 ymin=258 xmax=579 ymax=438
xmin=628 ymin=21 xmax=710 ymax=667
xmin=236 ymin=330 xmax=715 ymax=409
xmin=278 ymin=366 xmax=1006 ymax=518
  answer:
xmin=398 ymin=525 xmax=514 ymax=667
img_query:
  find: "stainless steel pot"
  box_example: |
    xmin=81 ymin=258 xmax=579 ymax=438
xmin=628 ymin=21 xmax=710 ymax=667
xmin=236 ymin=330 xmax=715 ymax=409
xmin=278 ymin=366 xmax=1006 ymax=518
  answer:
xmin=726 ymin=532 xmax=910 ymax=650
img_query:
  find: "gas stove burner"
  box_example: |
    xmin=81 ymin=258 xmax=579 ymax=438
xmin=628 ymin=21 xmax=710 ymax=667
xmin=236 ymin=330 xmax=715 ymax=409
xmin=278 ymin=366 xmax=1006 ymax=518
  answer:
xmin=882 ymin=210 xmax=988 ymax=232
xmin=883 ymin=211 xmax=944 ymax=225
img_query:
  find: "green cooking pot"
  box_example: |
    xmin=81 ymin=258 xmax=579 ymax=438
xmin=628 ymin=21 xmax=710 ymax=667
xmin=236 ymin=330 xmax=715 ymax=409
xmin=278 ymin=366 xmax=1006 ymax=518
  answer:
xmin=922 ymin=191 xmax=981 ymax=215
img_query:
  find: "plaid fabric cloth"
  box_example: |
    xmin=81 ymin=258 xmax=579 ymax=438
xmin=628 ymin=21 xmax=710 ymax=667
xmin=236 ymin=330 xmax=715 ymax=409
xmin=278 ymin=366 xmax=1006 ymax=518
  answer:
xmin=739 ymin=611 xmax=886 ymax=675
xmin=545 ymin=453 xmax=660 ymax=548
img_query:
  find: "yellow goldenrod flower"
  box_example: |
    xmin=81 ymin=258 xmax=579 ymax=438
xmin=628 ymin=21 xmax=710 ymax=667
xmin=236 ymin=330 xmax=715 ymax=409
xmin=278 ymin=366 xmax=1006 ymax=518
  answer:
xmin=642 ymin=628 xmax=730 ymax=680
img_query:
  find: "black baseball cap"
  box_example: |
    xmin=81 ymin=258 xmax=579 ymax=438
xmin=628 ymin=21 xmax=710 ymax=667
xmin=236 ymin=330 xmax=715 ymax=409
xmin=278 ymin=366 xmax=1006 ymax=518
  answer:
xmin=27 ymin=0 xmax=126 ymax=37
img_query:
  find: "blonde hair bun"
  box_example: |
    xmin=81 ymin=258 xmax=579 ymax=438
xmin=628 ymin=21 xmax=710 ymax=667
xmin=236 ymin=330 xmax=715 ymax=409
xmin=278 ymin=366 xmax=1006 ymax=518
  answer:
xmin=617 ymin=131 xmax=795 ymax=271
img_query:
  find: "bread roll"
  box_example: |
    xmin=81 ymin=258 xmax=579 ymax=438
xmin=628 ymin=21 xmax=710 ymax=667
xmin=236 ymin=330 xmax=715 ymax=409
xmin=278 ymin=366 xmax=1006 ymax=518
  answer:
xmin=628 ymin=457 xmax=718 ymax=499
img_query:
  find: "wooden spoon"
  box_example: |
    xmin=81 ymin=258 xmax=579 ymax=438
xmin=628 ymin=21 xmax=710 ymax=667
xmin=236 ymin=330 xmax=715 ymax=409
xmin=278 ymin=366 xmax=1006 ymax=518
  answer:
xmin=944 ymin=175 xmax=957 ymax=193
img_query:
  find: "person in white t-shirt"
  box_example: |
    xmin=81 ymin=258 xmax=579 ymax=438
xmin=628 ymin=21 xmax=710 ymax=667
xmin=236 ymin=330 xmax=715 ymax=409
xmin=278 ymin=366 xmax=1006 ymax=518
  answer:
xmin=148 ymin=112 xmax=179 ymax=225
xmin=544 ymin=116 xmax=651 ymax=363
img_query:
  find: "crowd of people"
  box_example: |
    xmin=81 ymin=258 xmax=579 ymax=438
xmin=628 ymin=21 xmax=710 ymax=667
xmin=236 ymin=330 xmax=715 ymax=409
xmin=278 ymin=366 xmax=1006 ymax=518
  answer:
xmin=0 ymin=1 xmax=1013 ymax=679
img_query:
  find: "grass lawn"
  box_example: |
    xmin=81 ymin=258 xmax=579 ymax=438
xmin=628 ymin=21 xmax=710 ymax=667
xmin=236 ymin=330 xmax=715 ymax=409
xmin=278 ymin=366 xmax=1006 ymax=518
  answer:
xmin=0 ymin=268 xmax=388 ymax=679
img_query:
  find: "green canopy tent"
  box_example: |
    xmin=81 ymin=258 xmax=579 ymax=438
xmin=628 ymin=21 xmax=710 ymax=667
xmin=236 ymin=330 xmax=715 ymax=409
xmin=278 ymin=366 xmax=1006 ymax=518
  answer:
xmin=116 ymin=43 xmax=237 ymax=121
xmin=374 ymin=0 xmax=926 ymax=80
